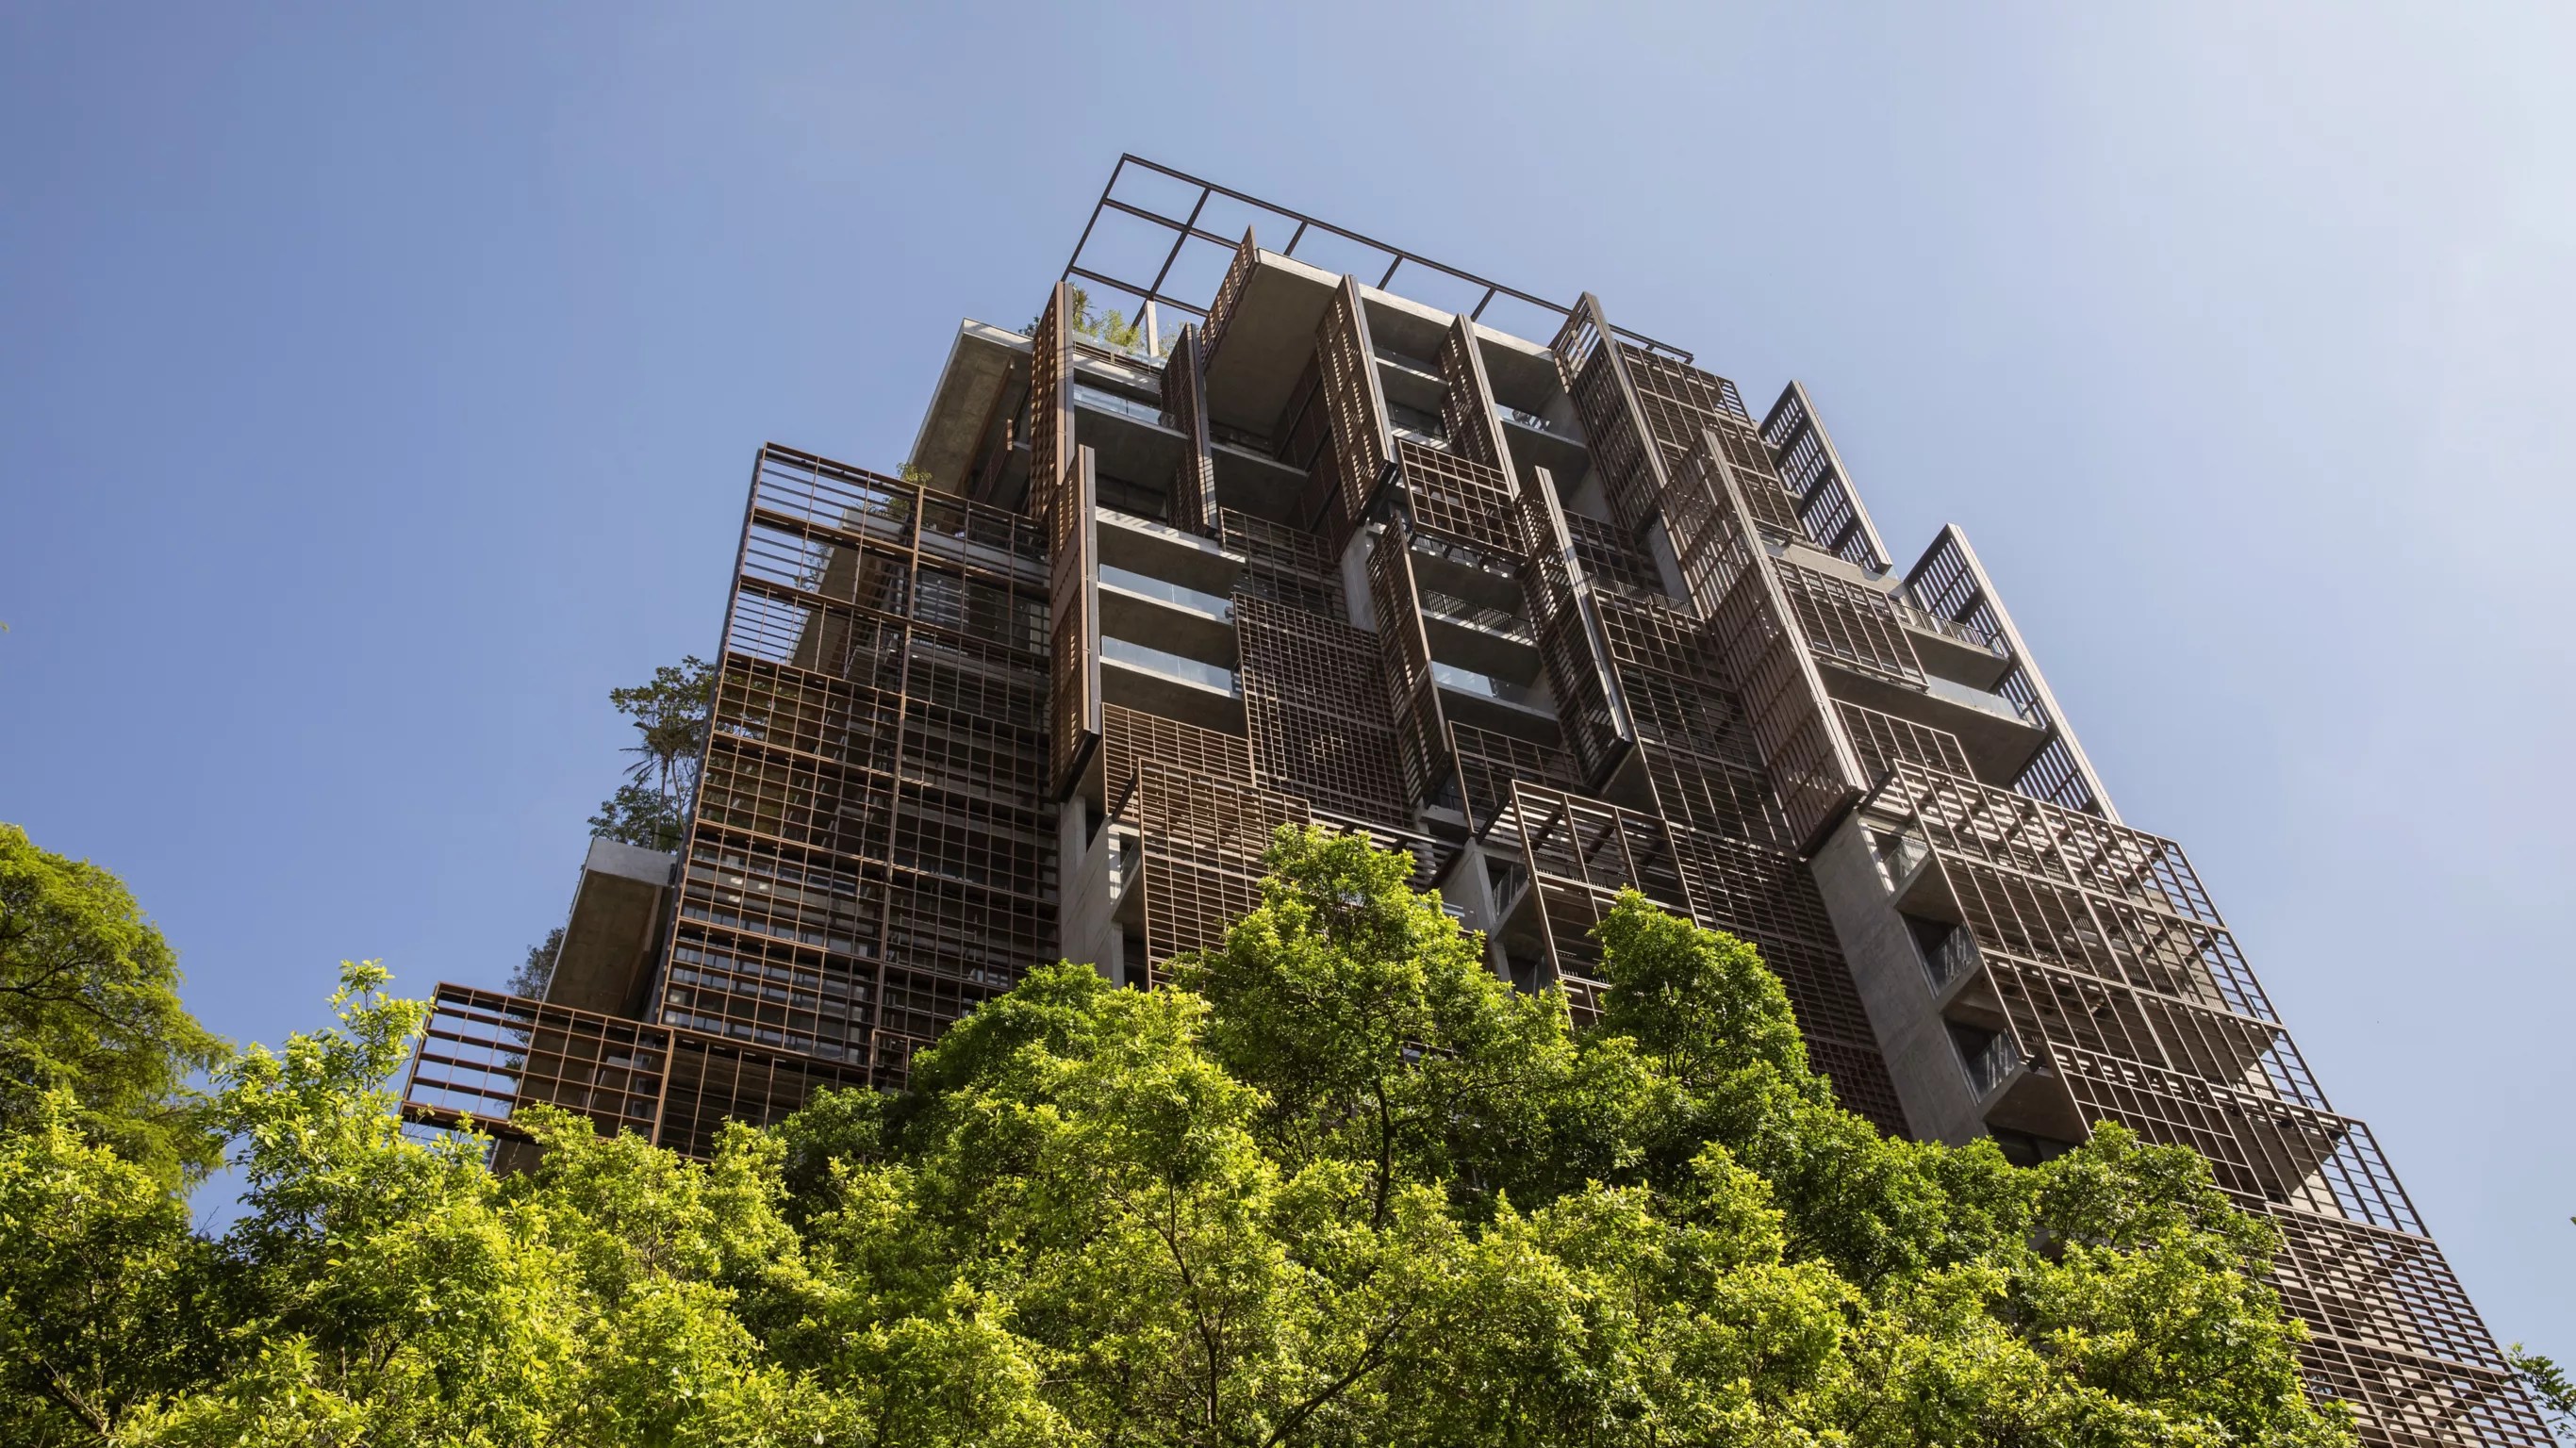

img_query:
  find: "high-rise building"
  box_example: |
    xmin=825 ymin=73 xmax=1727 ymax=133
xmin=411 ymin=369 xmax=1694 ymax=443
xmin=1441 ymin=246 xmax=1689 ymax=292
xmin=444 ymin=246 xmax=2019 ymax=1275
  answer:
xmin=400 ymin=157 xmax=2542 ymax=1446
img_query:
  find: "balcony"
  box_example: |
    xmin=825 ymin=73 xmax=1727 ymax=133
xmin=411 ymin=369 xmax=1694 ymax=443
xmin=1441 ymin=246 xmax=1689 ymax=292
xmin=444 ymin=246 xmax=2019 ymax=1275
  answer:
xmin=1386 ymin=399 xmax=1449 ymax=449
xmin=1098 ymin=562 xmax=1237 ymax=674
xmin=1100 ymin=563 xmax=1232 ymax=620
xmin=1820 ymin=663 xmax=2051 ymax=788
xmin=1372 ymin=343 xmax=1444 ymax=378
xmin=1955 ymin=1024 xmax=2026 ymax=1101
xmin=1434 ymin=660 xmax=1539 ymax=708
xmin=1419 ymin=588 xmax=1532 ymax=643
xmin=1101 ymin=634 xmax=1235 ymax=695
xmin=1073 ymin=382 xmax=1167 ymax=427
xmin=1433 ymin=661 xmax=1559 ymax=741
xmin=1496 ymin=404 xmax=1583 ymax=445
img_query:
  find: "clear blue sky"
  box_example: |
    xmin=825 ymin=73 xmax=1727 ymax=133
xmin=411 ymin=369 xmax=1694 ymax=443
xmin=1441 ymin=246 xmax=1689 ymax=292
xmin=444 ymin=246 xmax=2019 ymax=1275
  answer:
xmin=5 ymin=2 xmax=2569 ymax=1354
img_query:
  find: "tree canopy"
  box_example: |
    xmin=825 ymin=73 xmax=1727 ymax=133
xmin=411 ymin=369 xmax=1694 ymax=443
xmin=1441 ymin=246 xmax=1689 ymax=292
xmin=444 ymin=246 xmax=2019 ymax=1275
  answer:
xmin=0 ymin=825 xmax=2355 ymax=1446
xmin=586 ymin=654 xmax=717 ymax=852
xmin=0 ymin=823 xmax=224 ymax=1188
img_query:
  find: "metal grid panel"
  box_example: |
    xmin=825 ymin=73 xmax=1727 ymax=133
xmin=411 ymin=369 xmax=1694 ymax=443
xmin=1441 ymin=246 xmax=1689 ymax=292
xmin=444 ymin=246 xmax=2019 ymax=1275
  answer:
xmin=1161 ymin=325 xmax=1218 ymax=535
xmin=1234 ymin=595 xmax=1409 ymax=827
xmin=1551 ymin=300 xmax=1666 ymax=536
xmin=654 ymin=1032 xmax=873 ymax=1160
xmin=401 ymin=984 xmax=868 ymax=1161
xmin=1501 ymin=782 xmax=1691 ymax=912
xmin=403 ymin=984 xmax=669 ymax=1141
xmin=1759 ymin=381 xmax=1892 ymax=572
xmin=2268 ymin=1212 xmax=2550 ymax=1444
xmin=697 ymin=730 xmax=894 ymax=861
xmin=1065 ymin=157 xmax=1690 ymax=362
xmin=664 ymin=926 xmax=867 ymax=1064
xmin=1396 ymin=439 xmax=1523 ymax=557
xmin=1617 ymin=656 xmax=1764 ymax=770
xmin=1198 ymin=226 xmax=1258 ymax=367
xmin=1218 ymin=505 xmax=1345 ymax=617
xmin=1049 ymin=451 xmax=1101 ymax=797
xmin=2052 ymin=1045 xmax=2418 ymax=1232
xmin=1877 ymin=761 xmax=2224 ymax=930
xmin=1316 ymin=278 xmax=1392 ymax=537
xmin=1980 ymin=953 xmax=2309 ymax=1107
xmin=1641 ymin=746 xmax=1793 ymax=849
xmin=1860 ymin=759 xmax=2538 ymax=1438
xmin=1838 ymin=701 xmax=1973 ymax=782
xmin=1365 ymin=519 xmax=1458 ymax=811
xmin=1619 ymin=346 xmax=1806 ymax=539
xmin=669 ymin=450 xmax=1061 ymax=1096
xmin=1942 ymin=854 xmax=2262 ymax=1022
xmin=1028 ymin=283 xmax=1072 ymax=531
xmin=1775 ymin=559 xmax=1925 ymax=687
xmin=1697 ymin=512 xmax=1862 ymax=846
xmin=1513 ymin=470 xmax=1632 ymax=782
xmin=1660 ymin=826 xmax=1907 ymax=1135
xmin=1907 ymin=528 xmax=2115 ymax=818
xmin=1451 ymin=721 xmax=1577 ymax=832
xmin=1436 ymin=316 xmax=1509 ymax=471
xmin=1136 ymin=759 xmax=1310 ymax=982
xmin=1594 ymin=590 xmax=1715 ymax=683
xmin=1103 ymin=702 xmax=1250 ymax=798
xmin=1493 ymin=784 xmax=1690 ymax=996
xmin=1562 ymin=510 xmax=1665 ymax=600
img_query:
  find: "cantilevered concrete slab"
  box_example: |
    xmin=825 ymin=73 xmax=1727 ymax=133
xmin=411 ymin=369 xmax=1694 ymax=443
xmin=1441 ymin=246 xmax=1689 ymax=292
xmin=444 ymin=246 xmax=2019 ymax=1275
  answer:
xmin=906 ymin=320 xmax=1030 ymax=493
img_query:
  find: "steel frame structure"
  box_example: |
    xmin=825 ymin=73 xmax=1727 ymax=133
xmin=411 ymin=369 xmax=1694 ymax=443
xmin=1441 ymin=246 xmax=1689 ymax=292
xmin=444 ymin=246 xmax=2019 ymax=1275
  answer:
xmin=400 ymin=157 xmax=2538 ymax=1447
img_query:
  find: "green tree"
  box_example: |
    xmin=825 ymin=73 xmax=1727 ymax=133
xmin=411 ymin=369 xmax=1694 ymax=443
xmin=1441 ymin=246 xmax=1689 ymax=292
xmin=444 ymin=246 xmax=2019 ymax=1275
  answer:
xmin=588 ymin=655 xmax=716 ymax=851
xmin=509 ymin=924 xmax=564 ymax=1000
xmin=1029 ymin=284 xmax=1147 ymax=353
xmin=2506 ymin=1215 xmax=2576 ymax=1444
xmin=0 ymin=825 xmax=2354 ymax=1446
xmin=0 ymin=825 xmax=226 ymax=1188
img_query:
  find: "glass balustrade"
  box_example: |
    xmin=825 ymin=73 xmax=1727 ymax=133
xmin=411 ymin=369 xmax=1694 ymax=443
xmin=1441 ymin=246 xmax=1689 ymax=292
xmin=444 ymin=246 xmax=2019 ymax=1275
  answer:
xmin=1098 ymin=564 xmax=1233 ymax=619
xmin=1958 ymin=1028 xmax=2023 ymax=1098
xmin=1432 ymin=661 xmax=1540 ymax=708
xmin=1072 ymin=383 xmax=1167 ymax=426
xmin=1100 ymin=635 xmax=1235 ymax=694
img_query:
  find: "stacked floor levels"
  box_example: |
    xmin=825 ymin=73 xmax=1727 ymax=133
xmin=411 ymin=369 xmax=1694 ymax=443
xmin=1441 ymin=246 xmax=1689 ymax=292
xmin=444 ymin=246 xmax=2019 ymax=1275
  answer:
xmin=400 ymin=158 xmax=2542 ymax=1446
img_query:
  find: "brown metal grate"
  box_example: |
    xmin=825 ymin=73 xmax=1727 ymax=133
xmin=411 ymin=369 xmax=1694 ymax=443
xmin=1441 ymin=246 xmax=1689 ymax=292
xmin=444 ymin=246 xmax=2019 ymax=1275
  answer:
xmin=1234 ymin=595 xmax=1409 ymax=827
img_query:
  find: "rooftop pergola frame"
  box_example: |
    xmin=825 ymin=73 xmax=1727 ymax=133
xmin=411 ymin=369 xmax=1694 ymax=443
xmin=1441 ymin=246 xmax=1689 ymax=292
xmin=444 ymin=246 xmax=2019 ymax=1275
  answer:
xmin=1062 ymin=154 xmax=1694 ymax=361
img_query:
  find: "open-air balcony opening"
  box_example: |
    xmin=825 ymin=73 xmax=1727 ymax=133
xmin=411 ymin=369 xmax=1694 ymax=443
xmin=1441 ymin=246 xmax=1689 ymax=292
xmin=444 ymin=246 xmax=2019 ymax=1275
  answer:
xmin=1987 ymin=1127 xmax=2081 ymax=1169
xmin=1386 ymin=399 xmax=1448 ymax=447
xmin=1906 ymin=913 xmax=1978 ymax=991
xmin=1948 ymin=1020 xmax=2023 ymax=1100
xmin=1372 ymin=341 xmax=1443 ymax=376
xmin=1096 ymin=471 xmax=1170 ymax=523
xmin=1073 ymin=380 xmax=1166 ymax=427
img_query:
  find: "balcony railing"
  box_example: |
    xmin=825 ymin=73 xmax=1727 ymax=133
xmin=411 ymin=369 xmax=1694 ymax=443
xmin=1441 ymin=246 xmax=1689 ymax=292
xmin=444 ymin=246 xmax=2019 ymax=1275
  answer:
xmin=1874 ymin=824 xmax=1931 ymax=884
xmin=1433 ymin=661 xmax=1541 ymax=709
xmin=1959 ymin=1028 xmax=2024 ymax=1099
xmin=1924 ymin=673 xmax=2049 ymax=730
xmin=1419 ymin=588 xmax=1534 ymax=642
xmin=1072 ymin=383 xmax=1169 ymax=427
xmin=1101 ymin=634 xmax=1236 ymax=694
xmin=1919 ymin=923 xmax=1980 ymax=991
xmin=1891 ymin=595 xmax=2007 ymax=656
xmin=1099 ymin=564 xmax=1234 ymax=619
xmin=1072 ymin=321 xmax=1172 ymax=366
